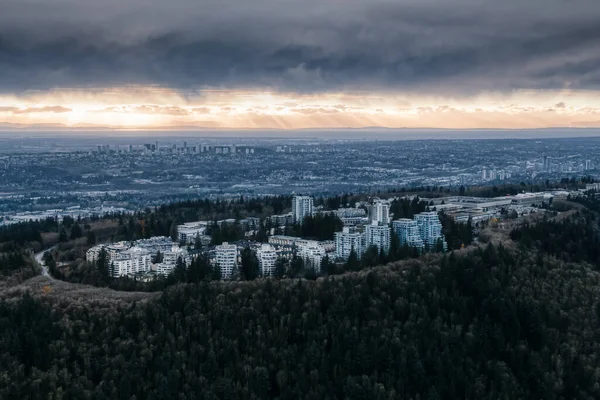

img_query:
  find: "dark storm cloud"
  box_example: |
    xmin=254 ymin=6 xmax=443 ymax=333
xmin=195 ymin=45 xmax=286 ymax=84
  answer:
xmin=1 ymin=0 xmax=600 ymax=94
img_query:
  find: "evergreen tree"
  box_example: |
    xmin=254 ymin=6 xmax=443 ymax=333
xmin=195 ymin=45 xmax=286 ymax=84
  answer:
xmin=187 ymin=254 xmax=212 ymax=282
xmin=289 ymin=254 xmax=304 ymax=278
xmin=345 ymin=248 xmax=361 ymax=271
xmin=320 ymin=255 xmax=333 ymax=275
xmin=194 ymin=234 xmax=203 ymax=250
xmin=86 ymin=230 xmax=96 ymax=246
xmin=96 ymin=248 xmax=110 ymax=279
xmin=361 ymin=245 xmax=380 ymax=268
xmin=70 ymin=224 xmax=83 ymax=240
xmin=274 ymin=257 xmax=287 ymax=279
xmin=153 ymin=250 xmax=163 ymax=264
xmin=240 ymin=246 xmax=260 ymax=281
xmin=169 ymin=222 xmax=178 ymax=242
xmin=58 ymin=228 xmax=68 ymax=243
xmin=173 ymin=256 xmax=187 ymax=282
xmin=211 ymin=263 xmax=222 ymax=281
xmin=256 ymin=220 xmax=270 ymax=243
xmin=389 ymin=231 xmax=401 ymax=262
xmin=42 ymin=251 xmax=57 ymax=276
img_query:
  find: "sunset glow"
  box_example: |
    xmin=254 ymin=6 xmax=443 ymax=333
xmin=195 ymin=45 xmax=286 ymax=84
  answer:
xmin=2 ymin=88 xmax=600 ymax=130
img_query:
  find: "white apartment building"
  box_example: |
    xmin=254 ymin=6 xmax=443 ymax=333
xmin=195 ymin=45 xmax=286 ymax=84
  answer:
xmin=268 ymin=235 xmax=319 ymax=248
xmin=368 ymin=199 xmax=391 ymax=225
xmin=110 ymin=247 xmax=152 ymax=278
xmin=163 ymin=245 xmax=189 ymax=264
xmin=268 ymin=235 xmax=302 ymax=247
xmin=216 ymin=242 xmax=238 ymax=279
xmin=340 ymin=216 xmax=370 ymax=226
xmin=86 ymin=242 xmax=129 ymax=264
xmin=256 ymin=244 xmax=278 ymax=276
xmin=318 ymin=240 xmax=336 ymax=253
xmin=292 ymin=195 xmax=314 ymax=223
xmin=298 ymin=243 xmax=326 ymax=272
xmin=268 ymin=212 xmax=294 ymax=227
xmin=333 ymin=208 xmax=367 ymax=218
xmin=335 ymin=227 xmax=366 ymax=260
xmin=392 ymin=219 xmax=425 ymax=250
xmin=415 ymin=212 xmax=447 ymax=250
xmin=136 ymin=237 xmax=177 ymax=253
xmin=177 ymin=221 xmax=208 ymax=244
xmin=365 ymin=222 xmax=391 ymax=253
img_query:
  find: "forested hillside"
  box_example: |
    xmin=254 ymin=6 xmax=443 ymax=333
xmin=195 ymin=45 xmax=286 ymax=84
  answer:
xmin=3 ymin=234 xmax=600 ymax=398
xmin=2 ymin=195 xmax=600 ymax=398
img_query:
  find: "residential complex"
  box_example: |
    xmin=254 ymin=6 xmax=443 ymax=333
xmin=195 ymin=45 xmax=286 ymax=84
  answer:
xmin=86 ymin=237 xmax=189 ymax=278
xmin=333 ymin=200 xmax=449 ymax=260
xmin=81 ymin=188 xmax=568 ymax=278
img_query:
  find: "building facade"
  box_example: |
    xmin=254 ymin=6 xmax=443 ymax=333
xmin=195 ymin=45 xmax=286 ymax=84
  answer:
xmin=268 ymin=212 xmax=294 ymax=227
xmin=335 ymin=227 xmax=366 ymax=260
xmin=177 ymin=221 xmax=208 ymax=244
xmin=414 ymin=212 xmax=447 ymax=250
xmin=111 ymin=247 xmax=152 ymax=277
xmin=256 ymin=244 xmax=278 ymax=276
xmin=216 ymin=242 xmax=238 ymax=279
xmin=365 ymin=222 xmax=391 ymax=252
xmin=298 ymin=243 xmax=326 ymax=272
xmin=392 ymin=219 xmax=425 ymax=250
xmin=368 ymin=199 xmax=391 ymax=225
xmin=292 ymin=195 xmax=314 ymax=223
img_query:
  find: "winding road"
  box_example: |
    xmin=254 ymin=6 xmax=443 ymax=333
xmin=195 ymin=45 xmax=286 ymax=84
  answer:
xmin=34 ymin=247 xmax=56 ymax=278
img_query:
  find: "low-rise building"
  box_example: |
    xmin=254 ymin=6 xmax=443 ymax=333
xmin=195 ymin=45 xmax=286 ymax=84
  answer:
xmin=86 ymin=237 xmax=189 ymax=278
xmin=177 ymin=221 xmax=208 ymax=244
xmin=340 ymin=216 xmax=370 ymax=226
xmin=511 ymin=193 xmax=549 ymax=206
xmin=111 ymin=246 xmax=152 ymax=277
xmin=332 ymin=208 xmax=367 ymax=218
xmin=269 ymin=213 xmax=294 ymax=227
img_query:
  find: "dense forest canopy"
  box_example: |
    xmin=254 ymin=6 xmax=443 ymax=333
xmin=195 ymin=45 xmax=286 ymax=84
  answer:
xmin=2 ymin=234 xmax=600 ymax=399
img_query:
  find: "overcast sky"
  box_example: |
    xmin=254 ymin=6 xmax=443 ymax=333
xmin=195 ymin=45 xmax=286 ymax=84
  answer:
xmin=1 ymin=0 xmax=600 ymax=129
